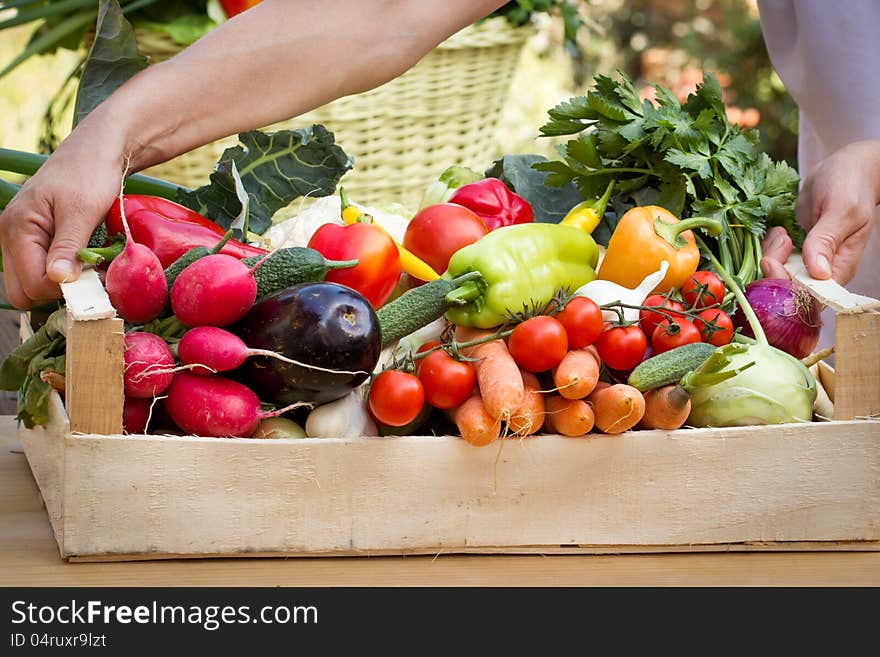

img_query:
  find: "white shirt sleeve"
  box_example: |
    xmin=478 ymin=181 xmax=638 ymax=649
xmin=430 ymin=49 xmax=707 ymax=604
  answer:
xmin=757 ymin=0 xmax=880 ymax=352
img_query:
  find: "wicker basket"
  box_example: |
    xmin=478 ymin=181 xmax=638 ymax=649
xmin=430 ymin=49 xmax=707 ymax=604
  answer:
xmin=135 ymin=17 xmax=531 ymax=212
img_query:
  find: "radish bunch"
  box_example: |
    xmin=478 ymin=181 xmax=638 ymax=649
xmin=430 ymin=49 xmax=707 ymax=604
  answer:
xmin=106 ymin=198 xmax=301 ymax=438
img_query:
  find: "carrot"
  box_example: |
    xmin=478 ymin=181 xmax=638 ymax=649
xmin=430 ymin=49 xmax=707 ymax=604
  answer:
xmin=590 ymin=384 xmax=645 ymax=434
xmin=552 ymin=346 xmax=600 ymax=400
xmin=587 ymin=380 xmax=612 ymax=400
xmin=543 ymin=395 xmax=595 ymax=437
xmin=508 ymin=371 xmax=545 ymax=437
xmin=450 ymin=392 xmax=501 ymax=447
xmin=455 ymin=326 xmax=524 ymax=422
xmin=639 ymin=384 xmax=691 ymax=430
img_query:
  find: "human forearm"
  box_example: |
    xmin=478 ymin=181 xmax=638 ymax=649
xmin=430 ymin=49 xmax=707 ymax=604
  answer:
xmin=90 ymin=0 xmax=507 ymax=171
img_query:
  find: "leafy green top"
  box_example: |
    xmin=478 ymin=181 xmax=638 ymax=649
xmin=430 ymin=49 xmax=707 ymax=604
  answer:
xmin=536 ymin=71 xmax=801 ymax=285
xmin=176 ymin=126 xmax=353 ymax=236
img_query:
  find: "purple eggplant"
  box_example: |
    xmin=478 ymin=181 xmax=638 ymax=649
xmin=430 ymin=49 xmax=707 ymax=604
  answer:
xmin=231 ymin=282 xmax=381 ymax=404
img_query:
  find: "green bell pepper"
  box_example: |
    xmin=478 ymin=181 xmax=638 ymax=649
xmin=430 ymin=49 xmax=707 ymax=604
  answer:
xmin=443 ymin=223 xmax=600 ymax=328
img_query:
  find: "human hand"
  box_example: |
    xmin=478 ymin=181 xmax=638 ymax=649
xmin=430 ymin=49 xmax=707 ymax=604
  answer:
xmin=761 ymin=140 xmax=879 ymax=284
xmin=0 ymin=122 xmax=126 ymax=309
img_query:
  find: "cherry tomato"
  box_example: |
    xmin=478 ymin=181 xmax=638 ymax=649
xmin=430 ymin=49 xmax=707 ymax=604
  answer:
xmin=368 ymin=370 xmax=425 ymax=427
xmin=596 ymin=325 xmax=647 ymax=371
xmin=682 ymin=271 xmax=725 ymax=309
xmin=694 ymin=308 xmax=735 ymax=346
xmin=651 ymin=317 xmax=702 ymax=354
xmin=639 ymin=294 xmax=686 ymax=337
xmin=555 ymin=296 xmax=604 ymax=349
xmin=414 ymin=340 xmax=443 ymax=374
xmin=403 ymin=203 xmax=489 ymax=276
xmin=507 ymin=316 xmax=569 ymax=373
xmin=417 ymin=350 xmax=476 ymax=410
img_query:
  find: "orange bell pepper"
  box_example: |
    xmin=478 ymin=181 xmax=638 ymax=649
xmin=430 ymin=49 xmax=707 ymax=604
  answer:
xmin=597 ymin=205 xmax=722 ymax=294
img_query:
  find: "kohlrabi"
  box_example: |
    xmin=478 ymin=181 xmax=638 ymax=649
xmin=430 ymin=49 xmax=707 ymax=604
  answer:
xmin=680 ymin=246 xmax=817 ymax=427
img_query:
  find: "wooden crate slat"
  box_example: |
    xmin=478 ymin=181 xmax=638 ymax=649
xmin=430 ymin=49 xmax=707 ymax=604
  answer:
xmin=53 ymin=421 xmax=880 ymax=558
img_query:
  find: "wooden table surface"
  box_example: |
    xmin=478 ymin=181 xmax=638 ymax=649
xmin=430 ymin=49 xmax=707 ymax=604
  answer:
xmin=2 ymin=416 xmax=879 ymax=587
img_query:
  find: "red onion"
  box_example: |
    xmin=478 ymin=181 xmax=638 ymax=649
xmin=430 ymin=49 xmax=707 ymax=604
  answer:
xmin=734 ymin=278 xmax=823 ymax=359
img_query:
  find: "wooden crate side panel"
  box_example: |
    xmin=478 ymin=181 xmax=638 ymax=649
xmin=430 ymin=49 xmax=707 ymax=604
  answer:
xmin=64 ymin=314 xmax=124 ymax=436
xmin=59 ymin=422 xmax=880 ymax=558
xmin=18 ymin=392 xmax=69 ymax=553
xmin=835 ymin=312 xmax=880 ymax=420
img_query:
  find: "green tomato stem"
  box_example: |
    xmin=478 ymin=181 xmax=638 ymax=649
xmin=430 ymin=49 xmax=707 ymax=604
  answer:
xmin=697 ymin=236 xmax=767 ymax=345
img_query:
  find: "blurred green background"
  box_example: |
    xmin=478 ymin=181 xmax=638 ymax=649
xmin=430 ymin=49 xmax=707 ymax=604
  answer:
xmin=0 ymin=0 xmax=797 ymax=176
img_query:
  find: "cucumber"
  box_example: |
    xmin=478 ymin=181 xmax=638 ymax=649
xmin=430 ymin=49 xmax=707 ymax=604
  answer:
xmin=164 ymin=246 xmax=210 ymax=289
xmin=87 ymin=223 xmax=107 ymax=248
xmin=377 ymin=278 xmax=457 ymax=348
xmin=627 ymin=342 xmax=717 ymax=392
xmin=164 ymin=231 xmax=234 ymax=289
xmin=377 ymin=271 xmax=486 ymax=347
xmin=242 ymin=247 xmax=357 ymax=299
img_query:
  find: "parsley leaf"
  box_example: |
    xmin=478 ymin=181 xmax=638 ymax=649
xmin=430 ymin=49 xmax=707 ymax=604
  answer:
xmin=537 ymin=70 xmax=801 ymax=285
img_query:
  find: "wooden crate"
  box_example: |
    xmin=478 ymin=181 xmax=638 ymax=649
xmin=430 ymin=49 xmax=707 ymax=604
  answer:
xmin=17 ymin=265 xmax=880 ymax=562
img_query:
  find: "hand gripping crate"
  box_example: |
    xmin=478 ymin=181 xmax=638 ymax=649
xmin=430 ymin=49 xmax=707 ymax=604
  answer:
xmin=16 ymin=260 xmax=880 ymax=562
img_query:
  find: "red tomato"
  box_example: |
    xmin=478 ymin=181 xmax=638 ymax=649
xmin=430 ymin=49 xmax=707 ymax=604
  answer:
xmin=414 ymin=340 xmax=443 ymax=373
xmin=681 ymin=271 xmax=725 ymax=309
xmin=596 ymin=325 xmax=647 ymax=371
xmin=639 ymin=294 xmax=686 ymax=337
xmin=417 ymin=350 xmax=476 ymax=410
xmin=307 ymin=222 xmax=401 ymax=309
xmin=403 ymin=203 xmax=489 ymax=276
xmin=651 ymin=318 xmax=702 ymax=354
xmin=555 ymin=297 xmax=604 ymax=349
xmin=507 ymin=316 xmax=569 ymax=373
xmin=694 ymin=308 xmax=735 ymax=346
xmin=368 ymin=370 xmax=425 ymax=427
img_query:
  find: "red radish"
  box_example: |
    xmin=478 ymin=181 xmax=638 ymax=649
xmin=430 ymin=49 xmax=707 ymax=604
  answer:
xmin=123 ymin=332 xmax=175 ymax=398
xmin=123 ymin=397 xmax=151 ymax=434
xmin=171 ymin=253 xmax=266 ymax=327
xmin=164 ymin=372 xmax=309 ymax=438
xmin=177 ymin=326 xmax=310 ymax=375
xmin=104 ymin=194 xmax=167 ymax=324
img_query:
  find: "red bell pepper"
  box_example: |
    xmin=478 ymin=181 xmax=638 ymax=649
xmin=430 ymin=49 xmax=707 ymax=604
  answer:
xmin=105 ymin=195 xmax=267 ymax=268
xmin=307 ymin=223 xmax=401 ymax=309
xmin=447 ymin=178 xmax=534 ymax=231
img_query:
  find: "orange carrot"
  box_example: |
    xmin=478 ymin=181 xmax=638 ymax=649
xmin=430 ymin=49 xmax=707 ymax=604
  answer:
xmin=639 ymin=385 xmax=691 ymax=430
xmin=543 ymin=395 xmax=595 ymax=437
xmin=591 ymin=384 xmax=645 ymax=434
xmin=552 ymin=347 xmax=601 ymax=400
xmin=507 ymin=371 xmax=545 ymax=437
xmin=450 ymin=392 xmax=501 ymax=446
xmin=586 ymin=379 xmax=612 ymax=401
xmin=455 ymin=326 xmax=524 ymax=421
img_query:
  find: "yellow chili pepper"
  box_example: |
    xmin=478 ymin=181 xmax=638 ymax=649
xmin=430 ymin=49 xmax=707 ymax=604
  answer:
xmin=339 ymin=189 xmax=440 ymax=282
xmin=560 ymin=180 xmax=614 ymax=234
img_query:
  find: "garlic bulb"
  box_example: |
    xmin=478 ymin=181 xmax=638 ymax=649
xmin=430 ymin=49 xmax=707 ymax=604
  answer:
xmin=573 ymin=261 xmax=670 ymax=322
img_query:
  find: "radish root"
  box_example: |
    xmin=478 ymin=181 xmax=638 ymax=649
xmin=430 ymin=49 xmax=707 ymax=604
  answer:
xmin=247 ymin=349 xmax=369 ymax=376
